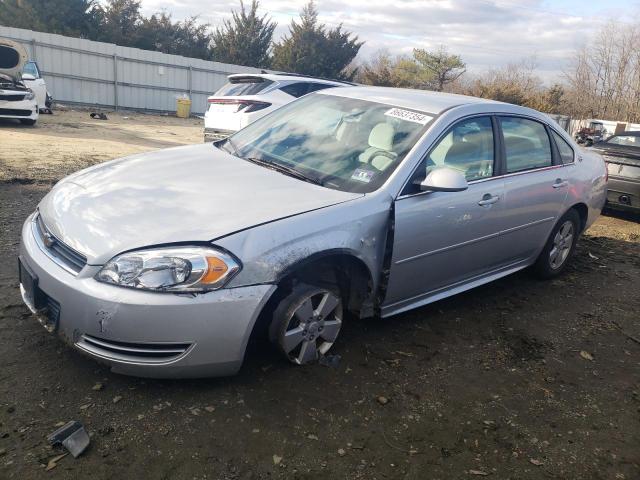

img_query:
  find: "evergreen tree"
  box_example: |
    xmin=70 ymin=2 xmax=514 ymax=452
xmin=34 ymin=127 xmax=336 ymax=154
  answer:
xmin=137 ymin=13 xmax=213 ymax=60
xmin=211 ymin=0 xmax=275 ymax=68
xmin=413 ymin=46 xmax=466 ymax=91
xmin=271 ymin=1 xmax=362 ymax=79
xmin=96 ymin=0 xmax=142 ymax=46
xmin=0 ymin=0 xmax=101 ymax=39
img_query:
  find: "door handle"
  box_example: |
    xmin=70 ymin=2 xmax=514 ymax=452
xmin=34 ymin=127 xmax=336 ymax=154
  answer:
xmin=478 ymin=194 xmax=500 ymax=206
xmin=553 ymin=179 xmax=569 ymax=188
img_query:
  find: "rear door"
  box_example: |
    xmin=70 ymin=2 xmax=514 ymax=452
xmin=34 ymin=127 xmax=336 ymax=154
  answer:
xmin=497 ymin=116 xmax=571 ymax=263
xmin=383 ymin=116 xmax=507 ymax=314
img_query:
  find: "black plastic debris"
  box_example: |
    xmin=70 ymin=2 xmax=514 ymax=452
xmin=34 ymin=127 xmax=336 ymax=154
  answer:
xmin=89 ymin=112 xmax=108 ymax=120
xmin=47 ymin=421 xmax=90 ymax=458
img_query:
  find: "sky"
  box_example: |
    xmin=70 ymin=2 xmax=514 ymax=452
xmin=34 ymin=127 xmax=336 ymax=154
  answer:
xmin=136 ymin=0 xmax=639 ymax=83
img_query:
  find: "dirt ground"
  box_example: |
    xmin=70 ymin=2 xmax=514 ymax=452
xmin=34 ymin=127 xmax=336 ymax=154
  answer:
xmin=1 ymin=110 xmax=639 ymax=479
xmin=0 ymin=109 xmax=202 ymax=183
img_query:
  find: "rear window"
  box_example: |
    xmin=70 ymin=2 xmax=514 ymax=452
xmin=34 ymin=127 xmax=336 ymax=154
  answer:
xmin=500 ymin=117 xmax=552 ymax=173
xmin=215 ymin=78 xmax=273 ymax=96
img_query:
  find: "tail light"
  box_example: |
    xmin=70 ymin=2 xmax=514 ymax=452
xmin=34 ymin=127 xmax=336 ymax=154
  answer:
xmin=207 ymin=98 xmax=271 ymax=113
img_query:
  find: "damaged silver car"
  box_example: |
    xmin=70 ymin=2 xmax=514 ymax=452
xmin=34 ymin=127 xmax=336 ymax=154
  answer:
xmin=19 ymin=87 xmax=607 ymax=378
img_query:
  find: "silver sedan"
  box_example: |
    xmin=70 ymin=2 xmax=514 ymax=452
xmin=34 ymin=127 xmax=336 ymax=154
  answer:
xmin=18 ymin=86 xmax=607 ymax=377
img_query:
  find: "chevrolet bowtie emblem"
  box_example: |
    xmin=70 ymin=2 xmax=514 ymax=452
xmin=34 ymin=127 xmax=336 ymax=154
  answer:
xmin=42 ymin=231 xmax=56 ymax=248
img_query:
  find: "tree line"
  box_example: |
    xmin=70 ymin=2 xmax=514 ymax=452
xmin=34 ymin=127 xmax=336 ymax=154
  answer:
xmin=2 ymin=1 xmax=638 ymax=121
xmin=0 ymin=0 xmax=362 ymax=80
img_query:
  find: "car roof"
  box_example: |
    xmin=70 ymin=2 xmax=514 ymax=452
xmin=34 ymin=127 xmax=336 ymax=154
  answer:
xmin=317 ymin=85 xmax=503 ymax=115
xmin=227 ymin=73 xmax=350 ymax=87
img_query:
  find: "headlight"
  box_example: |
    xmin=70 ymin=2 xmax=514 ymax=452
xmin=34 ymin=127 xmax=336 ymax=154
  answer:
xmin=95 ymin=246 xmax=241 ymax=292
xmin=25 ymin=90 xmax=35 ymax=101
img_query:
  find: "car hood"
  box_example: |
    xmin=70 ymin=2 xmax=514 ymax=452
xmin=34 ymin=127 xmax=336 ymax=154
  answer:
xmin=0 ymin=38 xmax=28 ymax=82
xmin=38 ymin=144 xmax=362 ymax=265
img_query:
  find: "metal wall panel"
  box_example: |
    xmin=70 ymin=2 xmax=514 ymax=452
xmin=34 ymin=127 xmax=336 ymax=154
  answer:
xmin=0 ymin=26 xmax=267 ymax=114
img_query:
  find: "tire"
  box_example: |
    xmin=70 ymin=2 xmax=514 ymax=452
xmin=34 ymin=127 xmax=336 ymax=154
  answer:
xmin=533 ymin=209 xmax=581 ymax=279
xmin=20 ymin=118 xmax=36 ymax=126
xmin=268 ymin=283 xmax=343 ymax=365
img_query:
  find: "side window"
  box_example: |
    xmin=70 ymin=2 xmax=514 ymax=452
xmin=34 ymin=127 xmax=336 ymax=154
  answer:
xmin=426 ymin=116 xmax=495 ymax=182
xmin=280 ymin=82 xmax=311 ymax=98
xmin=551 ymin=130 xmax=575 ymax=164
xmin=500 ymin=117 xmax=552 ymax=173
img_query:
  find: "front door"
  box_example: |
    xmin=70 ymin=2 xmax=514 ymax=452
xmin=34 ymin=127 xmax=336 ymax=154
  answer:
xmin=383 ymin=116 xmax=507 ymax=316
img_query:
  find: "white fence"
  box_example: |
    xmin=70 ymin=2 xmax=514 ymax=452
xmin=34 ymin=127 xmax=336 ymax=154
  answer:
xmin=0 ymin=26 xmax=268 ymax=115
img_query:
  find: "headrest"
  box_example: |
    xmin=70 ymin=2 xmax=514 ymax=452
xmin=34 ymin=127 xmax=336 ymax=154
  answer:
xmin=368 ymin=123 xmax=394 ymax=151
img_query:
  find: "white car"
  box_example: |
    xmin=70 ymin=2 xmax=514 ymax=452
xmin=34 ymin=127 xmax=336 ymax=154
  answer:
xmin=203 ymin=73 xmax=352 ymax=142
xmin=0 ymin=38 xmax=39 ymax=126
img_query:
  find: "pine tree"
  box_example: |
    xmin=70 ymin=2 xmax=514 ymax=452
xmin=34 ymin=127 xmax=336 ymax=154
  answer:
xmin=0 ymin=0 xmax=101 ymax=39
xmin=271 ymin=1 xmax=362 ymax=79
xmin=211 ymin=0 xmax=275 ymax=68
xmin=96 ymin=0 xmax=142 ymax=46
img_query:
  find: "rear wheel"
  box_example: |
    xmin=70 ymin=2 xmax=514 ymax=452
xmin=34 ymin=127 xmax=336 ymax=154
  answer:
xmin=269 ymin=283 xmax=343 ymax=365
xmin=20 ymin=118 xmax=36 ymax=126
xmin=533 ymin=209 xmax=580 ymax=279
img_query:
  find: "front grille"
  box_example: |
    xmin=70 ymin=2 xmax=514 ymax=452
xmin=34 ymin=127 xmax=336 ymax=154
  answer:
xmin=0 ymin=94 xmax=26 ymax=101
xmin=0 ymin=108 xmax=31 ymax=116
xmin=78 ymin=334 xmax=192 ymax=364
xmin=33 ymin=213 xmax=87 ymax=274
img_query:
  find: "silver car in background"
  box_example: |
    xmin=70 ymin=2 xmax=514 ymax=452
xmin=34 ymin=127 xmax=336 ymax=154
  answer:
xmin=19 ymin=86 xmax=607 ymax=378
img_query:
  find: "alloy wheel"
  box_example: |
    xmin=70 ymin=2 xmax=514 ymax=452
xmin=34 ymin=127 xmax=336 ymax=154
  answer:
xmin=278 ymin=289 xmax=342 ymax=365
xmin=549 ymin=220 xmax=574 ymax=270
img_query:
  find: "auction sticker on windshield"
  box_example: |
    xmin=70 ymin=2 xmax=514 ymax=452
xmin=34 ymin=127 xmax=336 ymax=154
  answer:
xmin=351 ymin=168 xmax=375 ymax=183
xmin=385 ymin=108 xmax=432 ymax=125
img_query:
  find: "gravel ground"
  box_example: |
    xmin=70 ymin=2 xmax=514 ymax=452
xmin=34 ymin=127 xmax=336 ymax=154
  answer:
xmin=0 ymin=110 xmax=639 ymax=479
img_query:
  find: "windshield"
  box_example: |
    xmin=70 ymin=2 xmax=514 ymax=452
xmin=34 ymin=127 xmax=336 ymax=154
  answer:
xmin=23 ymin=61 xmax=39 ymax=78
xmin=606 ymin=134 xmax=639 ymax=148
xmin=221 ymin=93 xmax=431 ymax=193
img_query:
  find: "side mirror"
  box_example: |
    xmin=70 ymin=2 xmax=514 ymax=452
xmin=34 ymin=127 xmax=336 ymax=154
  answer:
xmin=22 ymin=73 xmax=36 ymax=81
xmin=419 ymin=167 xmax=468 ymax=192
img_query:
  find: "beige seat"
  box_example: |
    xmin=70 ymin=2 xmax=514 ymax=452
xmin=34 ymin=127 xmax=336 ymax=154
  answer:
xmin=358 ymin=123 xmax=397 ymax=171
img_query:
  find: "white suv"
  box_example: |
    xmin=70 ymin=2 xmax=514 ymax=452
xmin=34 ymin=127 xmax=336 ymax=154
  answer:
xmin=0 ymin=38 xmax=39 ymax=126
xmin=203 ymin=73 xmax=352 ymax=142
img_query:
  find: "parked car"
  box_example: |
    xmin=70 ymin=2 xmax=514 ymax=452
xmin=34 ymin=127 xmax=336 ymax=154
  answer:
xmin=22 ymin=60 xmax=52 ymax=113
xmin=19 ymin=86 xmax=607 ymax=378
xmin=203 ymin=73 xmax=353 ymax=142
xmin=591 ymin=131 xmax=640 ymax=213
xmin=0 ymin=38 xmax=39 ymax=125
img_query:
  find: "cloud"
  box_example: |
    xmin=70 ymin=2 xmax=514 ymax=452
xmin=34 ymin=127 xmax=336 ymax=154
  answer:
xmin=137 ymin=0 xmax=627 ymax=82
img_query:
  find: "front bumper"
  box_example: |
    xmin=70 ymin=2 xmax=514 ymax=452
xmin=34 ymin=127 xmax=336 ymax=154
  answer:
xmin=0 ymin=98 xmax=39 ymax=121
xmin=606 ymin=176 xmax=640 ymax=212
xmin=19 ymin=215 xmax=276 ymax=378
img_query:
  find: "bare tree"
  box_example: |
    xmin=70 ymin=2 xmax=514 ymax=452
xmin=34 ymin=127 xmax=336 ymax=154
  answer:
xmin=565 ymin=21 xmax=640 ymax=122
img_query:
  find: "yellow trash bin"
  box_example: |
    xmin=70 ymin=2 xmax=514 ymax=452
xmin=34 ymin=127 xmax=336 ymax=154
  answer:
xmin=176 ymin=97 xmax=191 ymax=118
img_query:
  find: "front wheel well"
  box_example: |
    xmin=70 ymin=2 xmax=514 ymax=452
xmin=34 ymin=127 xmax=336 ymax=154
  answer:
xmin=250 ymin=253 xmax=374 ymax=343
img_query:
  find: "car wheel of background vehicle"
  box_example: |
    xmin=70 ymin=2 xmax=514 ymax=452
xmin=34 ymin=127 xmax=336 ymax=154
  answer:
xmin=269 ymin=283 xmax=343 ymax=365
xmin=20 ymin=119 xmax=36 ymax=126
xmin=533 ymin=209 xmax=581 ymax=279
